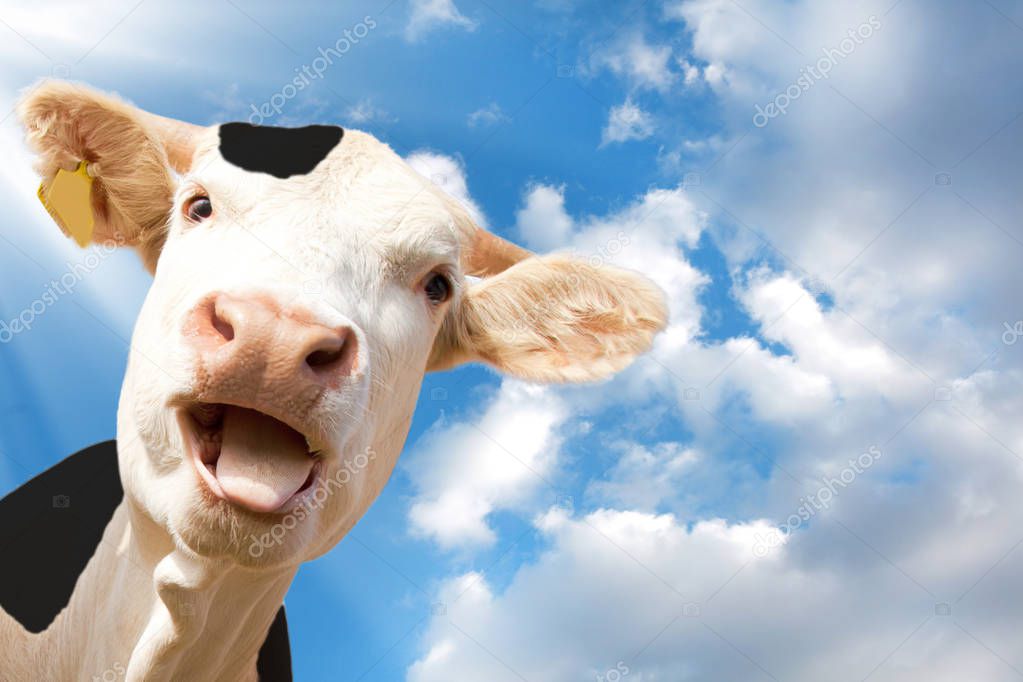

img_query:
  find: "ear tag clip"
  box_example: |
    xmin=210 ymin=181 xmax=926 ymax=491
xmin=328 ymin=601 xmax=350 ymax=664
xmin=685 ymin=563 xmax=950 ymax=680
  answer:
xmin=37 ymin=161 xmax=95 ymax=247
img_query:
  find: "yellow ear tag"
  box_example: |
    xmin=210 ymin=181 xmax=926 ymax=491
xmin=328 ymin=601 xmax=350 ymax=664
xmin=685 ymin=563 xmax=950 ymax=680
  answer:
xmin=37 ymin=161 xmax=95 ymax=247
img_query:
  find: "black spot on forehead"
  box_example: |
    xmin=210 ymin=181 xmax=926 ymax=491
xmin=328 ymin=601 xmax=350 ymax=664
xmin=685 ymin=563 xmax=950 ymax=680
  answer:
xmin=218 ymin=122 xmax=344 ymax=179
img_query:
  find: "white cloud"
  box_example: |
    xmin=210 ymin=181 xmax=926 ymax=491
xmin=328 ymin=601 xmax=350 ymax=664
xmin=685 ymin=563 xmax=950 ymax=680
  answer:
xmin=702 ymin=61 xmax=728 ymax=87
xmin=402 ymin=510 xmax=799 ymax=681
xmin=344 ymin=98 xmax=392 ymax=125
xmin=586 ymin=442 xmax=698 ymax=510
xmin=664 ymin=0 xmax=766 ymax=63
xmin=664 ymin=0 xmax=1023 ymax=381
xmin=678 ymin=58 xmax=701 ymax=86
xmin=601 ymin=99 xmax=655 ymax=145
xmin=651 ymin=334 xmax=836 ymax=428
xmin=405 ymin=0 xmax=477 ymax=42
xmin=514 ymin=184 xmax=574 ymax=251
xmin=592 ymin=33 xmax=676 ymax=93
xmin=736 ymin=269 xmax=918 ymax=402
xmin=405 ymin=150 xmax=487 ymax=226
xmin=0 ymin=1 xmax=192 ymax=66
xmin=411 ymin=474 xmax=1023 ymax=681
xmin=466 ymin=102 xmax=509 ymax=128
xmin=405 ymin=383 xmax=566 ymax=549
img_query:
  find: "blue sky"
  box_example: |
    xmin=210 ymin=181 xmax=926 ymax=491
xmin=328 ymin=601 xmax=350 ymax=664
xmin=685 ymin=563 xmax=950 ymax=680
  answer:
xmin=2 ymin=0 xmax=1023 ymax=680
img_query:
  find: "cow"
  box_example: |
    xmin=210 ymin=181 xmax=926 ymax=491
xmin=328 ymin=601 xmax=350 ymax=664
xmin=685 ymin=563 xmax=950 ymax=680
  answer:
xmin=0 ymin=80 xmax=667 ymax=681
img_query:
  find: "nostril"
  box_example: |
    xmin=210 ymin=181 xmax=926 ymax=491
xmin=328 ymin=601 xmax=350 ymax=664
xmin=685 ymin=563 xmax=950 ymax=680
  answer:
xmin=306 ymin=346 xmax=342 ymax=368
xmin=304 ymin=330 xmax=357 ymax=376
xmin=186 ymin=295 xmax=242 ymax=351
xmin=211 ymin=302 xmax=236 ymax=342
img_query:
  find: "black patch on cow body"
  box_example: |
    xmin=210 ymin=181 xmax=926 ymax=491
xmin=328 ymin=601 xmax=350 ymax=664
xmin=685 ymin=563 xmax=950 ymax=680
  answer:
xmin=219 ymin=122 xmax=344 ymax=179
xmin=0 ymin=440 xmax=292 ymax=679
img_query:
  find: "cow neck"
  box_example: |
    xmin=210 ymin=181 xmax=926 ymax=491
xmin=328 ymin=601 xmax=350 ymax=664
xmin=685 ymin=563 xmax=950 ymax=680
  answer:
xmin=5 ymin=500 xmax=297 ymax=681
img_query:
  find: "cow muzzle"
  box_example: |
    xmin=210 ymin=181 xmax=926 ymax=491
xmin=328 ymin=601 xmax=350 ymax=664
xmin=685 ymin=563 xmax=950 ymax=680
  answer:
xmin=175 ymin=292 xmax=365 ymax=513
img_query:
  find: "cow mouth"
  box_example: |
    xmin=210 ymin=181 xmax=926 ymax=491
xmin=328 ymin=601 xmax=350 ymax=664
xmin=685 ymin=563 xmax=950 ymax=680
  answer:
xmin=178 ymin=403 xmax=321 ymax=514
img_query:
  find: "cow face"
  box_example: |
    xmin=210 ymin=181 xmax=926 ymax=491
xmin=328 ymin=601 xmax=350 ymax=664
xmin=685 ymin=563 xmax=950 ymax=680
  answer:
xmin=18 ymin=81 xmax=668 ymax=569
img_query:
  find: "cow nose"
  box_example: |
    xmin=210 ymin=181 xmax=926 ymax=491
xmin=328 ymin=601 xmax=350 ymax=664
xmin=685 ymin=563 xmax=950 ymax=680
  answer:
xmin=187 ymin=293 xmax=359 ymax=390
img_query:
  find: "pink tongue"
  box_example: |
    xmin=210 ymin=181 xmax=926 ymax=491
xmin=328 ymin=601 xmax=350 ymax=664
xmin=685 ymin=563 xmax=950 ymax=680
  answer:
xmin=216 ymin=406 xmax=315 ymax=513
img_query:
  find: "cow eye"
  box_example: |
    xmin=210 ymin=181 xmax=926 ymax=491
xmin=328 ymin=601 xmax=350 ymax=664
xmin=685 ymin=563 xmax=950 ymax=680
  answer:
xmin=423 ymin=272 xmax=452 ymax=304
xmin=184 ymin=195 xmax=213 ymax=222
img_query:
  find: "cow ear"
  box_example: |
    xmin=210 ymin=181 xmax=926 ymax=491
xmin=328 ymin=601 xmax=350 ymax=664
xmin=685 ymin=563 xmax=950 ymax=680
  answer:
xmin=17 ymin=80 xmax=203 ymax=272
xmin=428 ymin=255 xmax=668 ymax=383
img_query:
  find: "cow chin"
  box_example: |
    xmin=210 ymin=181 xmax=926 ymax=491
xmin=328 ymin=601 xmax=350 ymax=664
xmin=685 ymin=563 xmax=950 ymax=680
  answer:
xmin=119 ymin=447 xmax=323 ymax=570
xmin=164 ymin=445 xmax=374 ymax=569
xmin=170 ymin=486 xmax=325 ymax=569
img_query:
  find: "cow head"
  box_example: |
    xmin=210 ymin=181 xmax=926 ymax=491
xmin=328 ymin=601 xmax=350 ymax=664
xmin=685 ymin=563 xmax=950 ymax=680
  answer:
xmin=18 ymin=81 xmax=667 ymax=569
